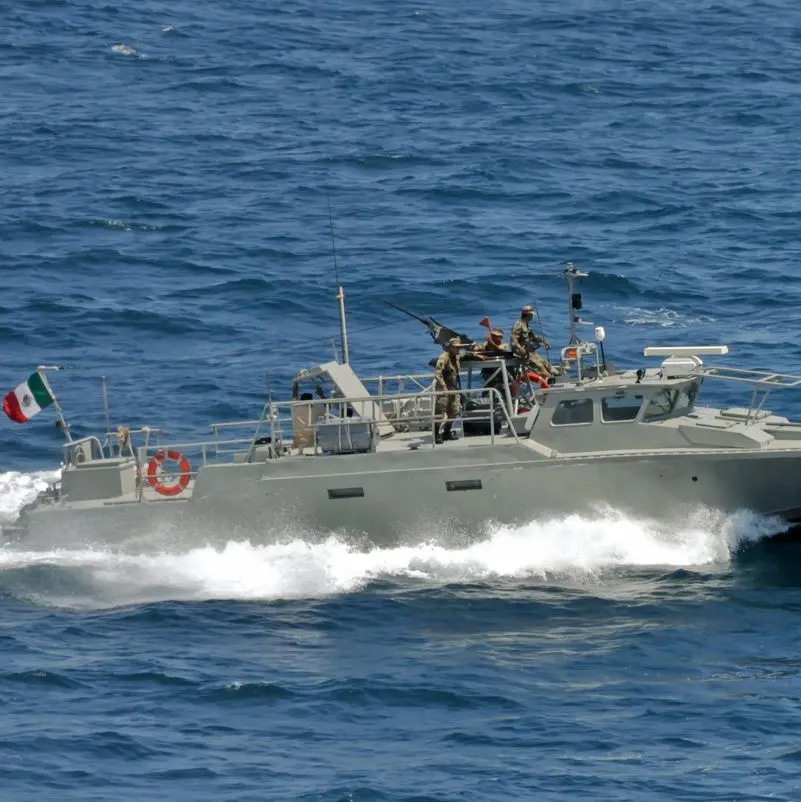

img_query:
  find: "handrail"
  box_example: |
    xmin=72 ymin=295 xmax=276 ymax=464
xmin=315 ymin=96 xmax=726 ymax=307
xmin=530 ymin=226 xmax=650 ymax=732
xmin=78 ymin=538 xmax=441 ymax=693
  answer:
xmin=702 ymin=366 xmax=801 ymax=388
xmin=135 ymin=436 xmax=263 ymax=458
xmin=144 ymin=386 xmax=520 ymax=463
xmin=303 ymin=386 xmax=520 ymax=446
xmin=70 ymin=385 xmax=524 ymax=505
xmin=82 ymin=385 xmax=523 ymax=504
xmin=211 ymin=419 xmax=270 ymax=431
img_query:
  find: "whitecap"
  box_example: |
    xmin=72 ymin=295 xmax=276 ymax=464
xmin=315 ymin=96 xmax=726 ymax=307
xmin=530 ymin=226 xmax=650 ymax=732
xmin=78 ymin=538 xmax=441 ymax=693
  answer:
xmin=0 ymin=504 xmax=785 ymax=609
xmin=111 ymin=44 xmax=138 ymax=57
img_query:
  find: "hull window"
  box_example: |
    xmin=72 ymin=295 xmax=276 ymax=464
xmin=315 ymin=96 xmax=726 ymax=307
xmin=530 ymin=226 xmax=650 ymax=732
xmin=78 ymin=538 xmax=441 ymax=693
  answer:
xmin=327 ymin=487 xmax=365 ymax=500
xmin=446 ymin=479 xmax=483 ymax=492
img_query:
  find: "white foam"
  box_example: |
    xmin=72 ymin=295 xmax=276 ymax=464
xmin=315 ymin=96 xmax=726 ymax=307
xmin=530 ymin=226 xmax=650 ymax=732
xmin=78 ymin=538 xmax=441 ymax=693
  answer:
xmin=0 ymin=504 xmax=787 ymax=609
xmin=0 ymin=470 xmax=60 ymax=524
xmin=619 ymin=306 xmax=715 ymax=328
xmin=110 ymin=43 xmax=138 ymax=57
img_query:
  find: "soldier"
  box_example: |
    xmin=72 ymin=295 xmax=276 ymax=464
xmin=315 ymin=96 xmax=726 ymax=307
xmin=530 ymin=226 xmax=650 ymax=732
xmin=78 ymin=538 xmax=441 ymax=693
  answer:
xmin=511 ymin=305 xmax=554 ymax=377
xmin=473 ymin=327 xmax=509 ymax=356
xmin=472 ymin=328 xmax=512 ymax=400
xmin=433 ymin=336 xmax=466 ymax=444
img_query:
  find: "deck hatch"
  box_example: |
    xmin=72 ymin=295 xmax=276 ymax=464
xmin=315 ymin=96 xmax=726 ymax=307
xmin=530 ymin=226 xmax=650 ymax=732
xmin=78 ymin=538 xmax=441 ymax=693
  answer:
xmin=446 ymin=479 xmax=483 ymax=492
xmin=327 ymin=487 xmax=365 ymax=500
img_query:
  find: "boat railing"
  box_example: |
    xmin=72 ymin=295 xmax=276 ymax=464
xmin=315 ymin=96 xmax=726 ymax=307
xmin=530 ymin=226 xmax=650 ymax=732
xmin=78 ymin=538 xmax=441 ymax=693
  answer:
xmin=701 ymin=366 xmax=801 ymax=388
xmin=359 ymin=373 xmax=437 ymax=420
xmin=120 ymin=386 xmax=520 ymax=497
xmin=102 ymin=426 xmax=268 ymax=467
xmin=100 ymin=427 xmax=158 ymax=457
xmin=701 ymin=366 xmax=801 ymax=423
xmin=360 ymin=372 xmax=436 ymax=396
xmin=62 ymin=427 xmax=166 ymax=465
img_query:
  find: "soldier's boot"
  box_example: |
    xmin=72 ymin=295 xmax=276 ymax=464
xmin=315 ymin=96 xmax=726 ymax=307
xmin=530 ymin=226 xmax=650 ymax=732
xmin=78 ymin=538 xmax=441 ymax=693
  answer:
xmin=435 ymin=422 xmax=446 ymax=445
xmin=441 ymin=421 xmax=454 ymax=441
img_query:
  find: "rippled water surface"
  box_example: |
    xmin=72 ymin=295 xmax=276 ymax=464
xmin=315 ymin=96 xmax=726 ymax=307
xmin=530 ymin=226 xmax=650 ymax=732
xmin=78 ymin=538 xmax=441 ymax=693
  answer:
xmin=3 ymin=0 xmax=801 ymax=799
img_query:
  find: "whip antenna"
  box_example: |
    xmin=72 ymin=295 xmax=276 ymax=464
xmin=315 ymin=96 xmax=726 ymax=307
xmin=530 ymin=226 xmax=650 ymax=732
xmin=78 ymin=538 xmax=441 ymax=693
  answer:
xmin=326 ymin=191 xmax=340 ymax=286
xmin=326 ymin=190 xmax=350 ymax=365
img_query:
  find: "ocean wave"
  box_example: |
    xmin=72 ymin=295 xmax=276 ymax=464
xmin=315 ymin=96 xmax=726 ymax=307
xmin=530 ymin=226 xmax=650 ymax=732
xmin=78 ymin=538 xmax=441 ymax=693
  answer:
xmin=0 ymin=496 xmax=785 ymax=609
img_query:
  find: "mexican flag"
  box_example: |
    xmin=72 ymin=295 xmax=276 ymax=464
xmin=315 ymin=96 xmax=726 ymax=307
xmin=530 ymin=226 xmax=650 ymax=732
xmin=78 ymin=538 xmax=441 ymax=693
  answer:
xmin=3 ymin=370 xmax=55 ymax=423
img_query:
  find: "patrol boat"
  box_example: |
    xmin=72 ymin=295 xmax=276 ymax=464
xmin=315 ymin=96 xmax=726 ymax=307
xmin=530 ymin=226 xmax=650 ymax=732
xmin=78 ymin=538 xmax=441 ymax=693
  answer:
xmin=6 ymin=264 xmax=801 ymax=549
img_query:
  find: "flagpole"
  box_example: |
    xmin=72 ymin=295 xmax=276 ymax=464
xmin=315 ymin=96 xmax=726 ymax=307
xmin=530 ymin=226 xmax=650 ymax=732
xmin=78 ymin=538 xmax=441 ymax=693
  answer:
xmin=37 ymin=366 xmax=72 ymax=442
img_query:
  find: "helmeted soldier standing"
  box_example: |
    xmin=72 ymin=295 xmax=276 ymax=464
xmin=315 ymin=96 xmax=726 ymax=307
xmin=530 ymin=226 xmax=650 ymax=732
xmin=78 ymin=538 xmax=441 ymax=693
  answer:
xmin=511 ymin=305 xmax=553 ymax=377
xmin=433 ymin=336 xmax=465 ymax=444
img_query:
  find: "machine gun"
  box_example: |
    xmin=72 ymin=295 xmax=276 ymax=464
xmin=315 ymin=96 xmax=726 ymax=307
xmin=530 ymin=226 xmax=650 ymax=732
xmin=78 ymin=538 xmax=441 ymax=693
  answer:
xmin=384 ymin=301 xmax=474 ymax=348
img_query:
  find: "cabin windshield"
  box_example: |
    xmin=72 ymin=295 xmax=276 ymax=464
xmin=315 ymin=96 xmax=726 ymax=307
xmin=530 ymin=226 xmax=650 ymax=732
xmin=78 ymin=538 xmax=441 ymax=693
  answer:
xmin=644 ymin=389 xmax=677 ymax=420
xmin=674 ymin=382 xmax=699 ymax=413
xmin=643 ymin=382 xmax=699 ymax=421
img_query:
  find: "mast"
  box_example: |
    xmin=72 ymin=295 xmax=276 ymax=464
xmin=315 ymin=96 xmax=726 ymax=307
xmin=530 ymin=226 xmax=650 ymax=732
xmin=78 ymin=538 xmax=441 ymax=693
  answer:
xmin=326 ymin=191 xmax=350 ymax=365
xmin=564 ymin=262 xmax=587 ymax=345
xmin=101 ymin=375 xmax=112 ymax=446
xmin=336 ymin=284 xmax=350 ymax=365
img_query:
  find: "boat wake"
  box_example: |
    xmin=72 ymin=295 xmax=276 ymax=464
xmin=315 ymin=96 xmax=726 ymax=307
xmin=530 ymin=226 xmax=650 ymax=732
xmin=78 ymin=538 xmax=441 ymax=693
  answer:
xmin=0 ymin=469 xmax=61 ymax=525
xmin=0 ymin=471 xmax=789 ymax=609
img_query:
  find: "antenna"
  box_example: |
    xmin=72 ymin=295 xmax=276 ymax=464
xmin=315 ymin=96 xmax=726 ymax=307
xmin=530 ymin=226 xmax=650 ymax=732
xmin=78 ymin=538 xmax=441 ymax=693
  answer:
xmin=101 ymin=375 xmax=112 ymax=452
xmin=564 ymin=262 xmax=588 ymax=345
xmin=265 ymin=372 xmax=278 ymax=458
xmin=326 ymin=191 xmax=350 ymax=365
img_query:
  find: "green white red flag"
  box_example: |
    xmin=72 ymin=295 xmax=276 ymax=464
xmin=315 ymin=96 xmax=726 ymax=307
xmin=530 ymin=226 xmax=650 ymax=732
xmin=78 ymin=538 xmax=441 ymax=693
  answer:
xmin=3 ymin=370 xmax=55 ymax=423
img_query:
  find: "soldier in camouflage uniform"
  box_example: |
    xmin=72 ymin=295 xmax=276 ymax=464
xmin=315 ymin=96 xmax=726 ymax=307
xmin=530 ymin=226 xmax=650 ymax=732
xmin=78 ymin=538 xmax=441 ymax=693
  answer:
xmin=433 ymin=336 xmax=466 ymax=444
xmin=511 ymin=305 xmax=554 ymax=377
xmin=472 ymin=328 xmax=511 ymax=399
xmin=472 ymin=327 xmax=509 ymax=355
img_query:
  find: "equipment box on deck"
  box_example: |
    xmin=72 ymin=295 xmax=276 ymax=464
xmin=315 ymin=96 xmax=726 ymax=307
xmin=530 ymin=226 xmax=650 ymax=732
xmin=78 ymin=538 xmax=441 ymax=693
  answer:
xmin=461 ymin=399 xmax=505 ymax=437
xmin=316 ymin=419 xmax=377 ymax=454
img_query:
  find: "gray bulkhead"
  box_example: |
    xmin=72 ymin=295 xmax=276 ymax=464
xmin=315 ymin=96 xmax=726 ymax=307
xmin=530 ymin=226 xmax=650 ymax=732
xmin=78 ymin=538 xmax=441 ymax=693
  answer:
xmin=527 ymin=374 xmax=782 ymax=453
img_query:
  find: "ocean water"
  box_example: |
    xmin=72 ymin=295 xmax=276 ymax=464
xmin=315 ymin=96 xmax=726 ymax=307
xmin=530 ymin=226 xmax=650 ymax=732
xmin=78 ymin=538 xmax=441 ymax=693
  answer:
xmin=3 ymin=0 xmax=801 ymax=799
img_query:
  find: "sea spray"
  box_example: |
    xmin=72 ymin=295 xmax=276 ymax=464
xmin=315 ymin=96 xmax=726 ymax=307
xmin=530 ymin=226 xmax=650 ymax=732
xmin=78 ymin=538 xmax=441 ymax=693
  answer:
xmin=0 ymin=471 xmax=788 ymax=609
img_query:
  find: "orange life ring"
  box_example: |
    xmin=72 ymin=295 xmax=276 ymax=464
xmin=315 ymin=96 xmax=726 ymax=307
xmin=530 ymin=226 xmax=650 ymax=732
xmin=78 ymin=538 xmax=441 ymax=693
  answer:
xmin=528 ymin=372 xmax=549 ymax=389
xmin=515 ymin=371 xmax=548 ymax=392
xmin=147 ymin=449 xmax=191 ymax=497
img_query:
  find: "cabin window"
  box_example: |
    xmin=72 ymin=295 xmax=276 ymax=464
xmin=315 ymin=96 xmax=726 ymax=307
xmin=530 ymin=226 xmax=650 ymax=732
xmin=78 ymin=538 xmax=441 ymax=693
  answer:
xmin=674 ymin=382 xmax=699 ymax=413
xmin=601 ymin=395 xmax=644 ymax=423
xmin=552 ymin=398 xmax=594 ymax=425
xmin=644 ymin=389 xmax=677 ymax=421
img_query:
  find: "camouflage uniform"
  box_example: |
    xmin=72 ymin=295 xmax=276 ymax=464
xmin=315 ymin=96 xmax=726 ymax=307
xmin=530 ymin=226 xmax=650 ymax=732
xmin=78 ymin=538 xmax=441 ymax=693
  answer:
xmin=511 ymin=317 xmax=552 ymax=377
xmin=434 ymin=349 xmax=461 ymax=420
xmin=474 ymin=332 xmax=511 ymax=397
xmin=473 ymin=336 xmax=509 ymax=355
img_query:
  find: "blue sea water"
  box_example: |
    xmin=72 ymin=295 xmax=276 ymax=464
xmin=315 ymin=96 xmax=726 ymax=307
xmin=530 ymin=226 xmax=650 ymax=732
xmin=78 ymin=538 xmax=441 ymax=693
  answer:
xmin=3 ymin=0 xmax=801 ymax=798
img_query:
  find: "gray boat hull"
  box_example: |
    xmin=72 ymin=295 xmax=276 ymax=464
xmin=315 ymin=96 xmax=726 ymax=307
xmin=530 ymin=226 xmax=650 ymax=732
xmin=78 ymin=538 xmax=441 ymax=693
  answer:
xmin=11 ymin=443 xmax=800 ymax=552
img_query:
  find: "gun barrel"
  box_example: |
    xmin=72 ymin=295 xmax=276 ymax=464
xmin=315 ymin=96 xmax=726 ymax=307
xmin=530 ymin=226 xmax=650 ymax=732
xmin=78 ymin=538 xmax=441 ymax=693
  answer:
xmin=383 ymin=300 xmax=432 ymax=327
xmin=384 ymin=300 xmax=474 ymax=346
